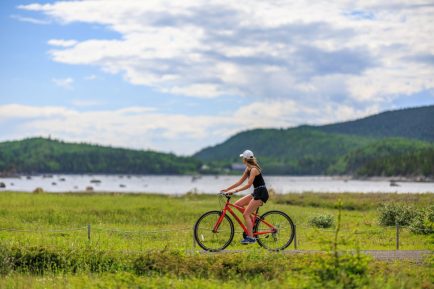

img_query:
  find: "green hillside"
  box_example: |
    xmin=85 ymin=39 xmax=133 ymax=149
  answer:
xmin=195 ymin=127 xmax=375 ymax=161
xmin=356 ymin=148 xmax=434 ymax=177
xmin=316 ymin=105 xmax=434 ymax=141
xmin=328 ymin=138 xmax=434 ymax=176
xmin=197 ymin=131 xmax=434 ymax=176
xmin=195 ymin=105 xmax=434 ymax=176
xmin=195 ymin=127 xmax=376 ymax=174
xmin=0 ymin=137 xmax=201 ymax=175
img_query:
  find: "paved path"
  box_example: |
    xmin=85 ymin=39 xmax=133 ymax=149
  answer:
xmin=289 ymin=250 xmax=431 ymax=262
xmin=198 ymin=250 xmax=432 ymax=262
xmin=360 ymin=250 xmax=431 ymax=262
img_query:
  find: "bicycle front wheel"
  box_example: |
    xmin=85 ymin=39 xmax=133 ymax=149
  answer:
xmin=254 ymin=210 xmax=295 ymax=251
xmin=194 ymin=210 xmax=234 ymax=252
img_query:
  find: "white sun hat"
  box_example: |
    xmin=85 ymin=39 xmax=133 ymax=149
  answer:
xmin=239 ymin=149 xmax=254 ymax=159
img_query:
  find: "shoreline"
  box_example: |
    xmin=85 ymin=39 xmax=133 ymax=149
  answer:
xmin=1 ymin=173 xmax=433 ymax=183
xmin=1 ymin=191 xmax=433 ymax=196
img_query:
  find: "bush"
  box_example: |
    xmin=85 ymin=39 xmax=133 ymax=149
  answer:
xmin=309 ymin=214 xmax=334 ymax=228
xmin=0 ymin=244 xmax=129 ymax=275
xmin=0 ymin=246 xmax=13 ymax=275
xmin=309 ymin=251 xmax=371 ymax=289
xmin=132 ymin=250 xmax=292 ymax=280
xmin=378 ymin=203 xmax=419 ymax=226
xmin=33 ymin=187 xmax=44 ymax=193
xmin=1 ymin=244 xmax=304 ymax=280
xmin=409 ymin=206 xmax=434 ymax=235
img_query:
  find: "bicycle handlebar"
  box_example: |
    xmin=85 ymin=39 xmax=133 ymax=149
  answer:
xmin=218 ymin=191 xmax=232 ymax=199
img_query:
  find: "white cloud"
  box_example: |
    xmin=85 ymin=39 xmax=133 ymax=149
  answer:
xmin=0 ymin=102 xmax=379 ymax=155
xmin=348 ymin=63 xmax=434 ymax=102
xmin=0 ymin=104 xmax=74 ymax=120
xmin=0 ymin=104 xmax=229 ymax=154
xmin=19 ymin=0 xmax=433 ymax=107
xmin=165 ymin=84 xmax=225 ymax=98
xmin=10 ymin=14 xmax=50 ymax=25
xmin=52 ymin=77 xmax=74 ymax=89
xmin=11 ymin=1 xmax=433 ymax=154
xmin=48 ymin=39 xmax=78 ymax=47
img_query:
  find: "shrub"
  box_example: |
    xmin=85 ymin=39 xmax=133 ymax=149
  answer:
xmin=309 ymin=214 xmax=334 ymax=228
xmin=0 ymin=246 xmax=13 ymax=275
xmin=409 ymin=205 xmax=434 ymax=235
xmin=0 ymin=244 xmax=129 ymax=275
xmin=378 ymin=203 xmax=419 ymax=226
xmin=13 ymin=246 xmax=68 ymax=274
xmin=309 ymin=251 xmax=371 ymax=289
xmin=33 ymin=187 xmax=44 ymax=193
xmin=132 ymin=250 xmax=291 ymax=280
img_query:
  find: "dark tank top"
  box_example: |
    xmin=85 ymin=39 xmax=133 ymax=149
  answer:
xmin=247 ymin=169 xmax=266 ymax=188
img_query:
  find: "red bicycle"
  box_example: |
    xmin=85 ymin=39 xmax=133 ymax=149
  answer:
xmin=194 ymin=193 xmax=295 ymax=251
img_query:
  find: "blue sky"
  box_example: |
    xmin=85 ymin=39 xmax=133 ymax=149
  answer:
xmin=1 ymin=1 xmax=433 ymax=155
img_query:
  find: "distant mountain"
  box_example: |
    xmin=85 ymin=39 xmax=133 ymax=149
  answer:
xmin=0 ymin=138 xmax=201 ymax=175
xmin=316 ymin=105 xmax=434 ymax=142
xmin=194 ymin=105 xmax=434 ymax=176
xmin=194 ymin=127 xmax=377 ymax=174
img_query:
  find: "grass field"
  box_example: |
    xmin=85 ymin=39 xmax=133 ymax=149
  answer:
xmin=0 ymin=191 xmax=432 ymax=288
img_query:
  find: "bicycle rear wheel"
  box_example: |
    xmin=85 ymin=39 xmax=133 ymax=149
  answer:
xmin=254 ymin=210 xmax=295 ymax=251
xmin=194 ymin=210 xmax=234 ymax=252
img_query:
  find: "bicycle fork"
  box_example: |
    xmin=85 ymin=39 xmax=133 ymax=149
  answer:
xmin=213 ymin=209 xmax=227 ymax=233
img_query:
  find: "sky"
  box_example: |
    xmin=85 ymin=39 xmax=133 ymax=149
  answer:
xmin=0 ymin=0 xmax=433 ymax=155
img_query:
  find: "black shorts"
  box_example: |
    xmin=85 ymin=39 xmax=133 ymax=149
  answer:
xmin=251 ymin=186 xmax=269 ymax=203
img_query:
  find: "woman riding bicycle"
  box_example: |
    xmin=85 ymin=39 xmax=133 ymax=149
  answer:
xmin=221 ymin=149 xmax=269 ymax=244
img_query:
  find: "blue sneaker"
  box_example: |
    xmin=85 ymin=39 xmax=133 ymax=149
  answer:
xmin=240 ymin=236 xmax=256 ymax=245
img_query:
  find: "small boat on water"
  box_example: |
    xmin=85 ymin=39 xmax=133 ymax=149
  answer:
xmin=390 ymin=180 xmax=400 ymax=187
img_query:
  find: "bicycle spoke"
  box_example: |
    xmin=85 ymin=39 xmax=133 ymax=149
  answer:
xmin=254 ymin=211 xmax=294 ymax=251
xmin=194 ymin=211 xmax=234 ymax=251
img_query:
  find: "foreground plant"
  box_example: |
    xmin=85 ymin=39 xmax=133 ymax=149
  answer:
xmin=309 ymin=201 xmax=371 ymax=289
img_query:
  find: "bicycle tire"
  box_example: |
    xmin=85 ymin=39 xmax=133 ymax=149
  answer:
xmin=254 ymin=210 xmax=295 ymax=251
xmin=194 ymin=210 xmax=234 ymax=252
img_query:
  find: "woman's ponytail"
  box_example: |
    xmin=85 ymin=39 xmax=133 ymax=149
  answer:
xmin=246 ymin=157 xmax=261 ymax=173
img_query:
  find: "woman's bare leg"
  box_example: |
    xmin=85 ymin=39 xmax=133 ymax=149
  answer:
xmin=243 ymin=199 xmax=263 ymax=237
xmin=234 ymin=194 xmax=253 ymax=208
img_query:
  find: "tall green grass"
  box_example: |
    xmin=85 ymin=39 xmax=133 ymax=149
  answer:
xmin=0 ymin=191 xmax=432 ymax=288
xmin=0 ymin=250 xmax=432 ymax=289
xmin=0 ymin=191 xmax=432 ymax=251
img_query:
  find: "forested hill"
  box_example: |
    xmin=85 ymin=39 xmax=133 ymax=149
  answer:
xmin=195 ymin=105 xmax=434 ymax=162
xmin=194 ymin=105 xmax=434 ymax=176
xmin=315 ymin=105 xmax=434 ymax=141
xmin=0 ymin=138 xmax=201 ymax=175
xmin=194 ymin=127 xmax=376 ymax=173
xmin=195 ymin=128 xmax=434 ymax=176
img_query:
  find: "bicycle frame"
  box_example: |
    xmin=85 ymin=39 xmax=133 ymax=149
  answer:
xmin=213 ymin=196 xmax=276 ymax=236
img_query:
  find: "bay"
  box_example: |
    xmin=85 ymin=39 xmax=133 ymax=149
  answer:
xmin=0 ymin=174 xmax=433 ymax=194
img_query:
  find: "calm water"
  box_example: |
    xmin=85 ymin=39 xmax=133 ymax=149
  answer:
xmin=0 ymin=174 xmax=433 ymax=194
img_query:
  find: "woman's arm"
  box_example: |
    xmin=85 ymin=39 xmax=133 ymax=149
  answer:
xmin=231 ymin=168 xmax=259 ymax=193
xmin=222 ymin=169 xmax=249 ymax=192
